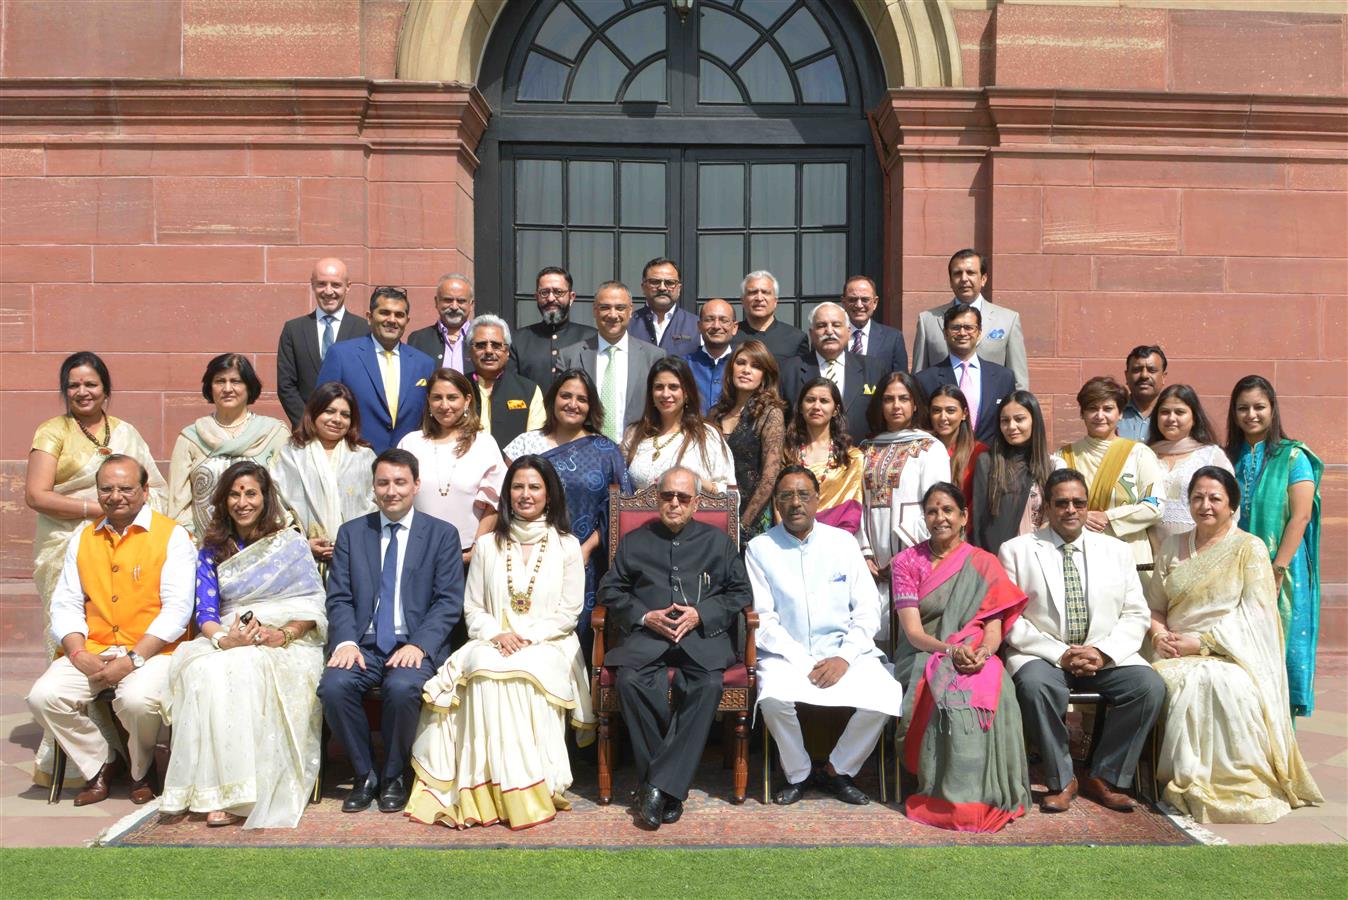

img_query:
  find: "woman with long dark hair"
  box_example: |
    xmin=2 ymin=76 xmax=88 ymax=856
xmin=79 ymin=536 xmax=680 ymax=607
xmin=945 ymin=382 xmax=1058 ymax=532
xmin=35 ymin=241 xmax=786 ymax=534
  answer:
xmin=784 ymin=377 xmax=864 ymax=534
xmin=625 ymin=357 xmax=734 ymax=491
xmin=928 ymin=384 xmax=986 ymax=511
xmin=709 ymin=340 xmax=787 ymax=542
xmin=1146 ymin=383 xmax=1232 ymax=542
xmin=970 ymin=390 xmax=1059 ymax=555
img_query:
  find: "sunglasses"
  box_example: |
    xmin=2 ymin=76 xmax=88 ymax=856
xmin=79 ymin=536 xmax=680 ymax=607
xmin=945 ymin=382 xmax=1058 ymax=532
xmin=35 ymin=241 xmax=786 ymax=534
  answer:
xmin=1051 ymin=498 xmax=1088 ymax=510
xmin=658 ymin=490 xmax=694 ymax=505
xmin=472 ymin=340 xmax=506 ymax=351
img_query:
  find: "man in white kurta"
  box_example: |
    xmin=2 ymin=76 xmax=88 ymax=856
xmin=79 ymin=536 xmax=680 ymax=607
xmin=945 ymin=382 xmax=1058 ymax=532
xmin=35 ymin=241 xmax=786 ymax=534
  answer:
xmin=746 ymin=467 xmax=903 ymax=805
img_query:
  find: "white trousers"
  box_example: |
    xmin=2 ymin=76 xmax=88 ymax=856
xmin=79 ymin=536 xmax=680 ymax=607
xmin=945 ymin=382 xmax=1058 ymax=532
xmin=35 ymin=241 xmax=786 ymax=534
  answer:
xmin=759 ymin=697 xmax=889 ymax=784
xmin=26 ymin=652 xmax=171 ymax=781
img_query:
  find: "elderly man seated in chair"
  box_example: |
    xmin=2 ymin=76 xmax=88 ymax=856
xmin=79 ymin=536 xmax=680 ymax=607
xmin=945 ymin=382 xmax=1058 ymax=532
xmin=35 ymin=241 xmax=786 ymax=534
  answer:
xmin=597 ymin=466 xmax=750 ymax=830
xmin=746 ymin=465 xmax=903 ymax=806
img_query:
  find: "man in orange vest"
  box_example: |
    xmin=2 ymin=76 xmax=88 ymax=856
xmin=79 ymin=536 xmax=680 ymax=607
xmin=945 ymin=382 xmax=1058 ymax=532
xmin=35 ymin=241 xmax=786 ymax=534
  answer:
xmin=26 ymin=454 xmax=195 ymax=806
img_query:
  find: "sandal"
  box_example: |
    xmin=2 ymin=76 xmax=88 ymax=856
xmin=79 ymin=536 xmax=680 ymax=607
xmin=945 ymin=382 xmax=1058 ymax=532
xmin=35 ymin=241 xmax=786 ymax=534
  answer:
xmin=206 ymin=810 xmax=244 ymax=827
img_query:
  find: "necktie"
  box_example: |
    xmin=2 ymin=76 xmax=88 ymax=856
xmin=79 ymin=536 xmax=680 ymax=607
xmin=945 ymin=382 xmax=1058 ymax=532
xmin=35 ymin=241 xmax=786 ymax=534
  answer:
xmin=1062 ymin=543 xmax=1088 ymax=646
xmin=600 ymin=345 xmax=619 ymax=442
xmin=824 ymin=358 xmax=841 ymax=387
xmin=380 ymin=349 xmax=399 ymax=424
xmin=959 ymin=361 xmax=976 ymax=431
xmin=850 ymin=329 xmax=863 ymax=355
xmin=321 ymin=315 xmax=336 ymax=359
xmin=376 ymin=523 xmax=400 ymax=654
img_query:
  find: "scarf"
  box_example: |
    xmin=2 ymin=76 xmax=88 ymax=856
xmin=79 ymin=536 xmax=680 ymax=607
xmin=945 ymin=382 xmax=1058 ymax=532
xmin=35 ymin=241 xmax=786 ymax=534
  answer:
xmin=1150 ymin=436 xmax=1205 ymax=457
xmin=509 ymin=518 xmax=551 ymax=544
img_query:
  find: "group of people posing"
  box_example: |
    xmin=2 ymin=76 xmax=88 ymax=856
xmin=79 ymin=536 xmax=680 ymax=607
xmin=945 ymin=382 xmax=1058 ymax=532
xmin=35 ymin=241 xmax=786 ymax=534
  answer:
xmin=23 ymin=249 xmax=1323 ymax=836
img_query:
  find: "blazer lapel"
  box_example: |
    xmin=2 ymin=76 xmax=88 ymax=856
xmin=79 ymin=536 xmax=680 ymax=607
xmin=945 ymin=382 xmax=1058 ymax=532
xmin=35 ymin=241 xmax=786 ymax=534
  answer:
xmin=1033 ymin=536 xmax=1068 ymax=635
xmin=358 ymin=341 xmax=389 ymax=413
xmin=300 ymin=312 xmax=322 ymax=373
xmin=842 ymin=354 xmax=866 ymax=409
xmin=625 ymin=342 xmax=648 ymax=405
xmin=363 ymin=515 xmax=383 ymax=632
xmin=398 ymin=516 xmax=428 ymax=624
xmin=336 ymin=312 xmax=366 ymax=341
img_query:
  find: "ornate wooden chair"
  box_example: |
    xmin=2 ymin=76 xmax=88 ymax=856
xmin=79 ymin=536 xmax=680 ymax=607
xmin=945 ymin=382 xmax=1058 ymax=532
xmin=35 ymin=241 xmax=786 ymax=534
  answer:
xmin=590 ymin=483 xmax=757 ymax=805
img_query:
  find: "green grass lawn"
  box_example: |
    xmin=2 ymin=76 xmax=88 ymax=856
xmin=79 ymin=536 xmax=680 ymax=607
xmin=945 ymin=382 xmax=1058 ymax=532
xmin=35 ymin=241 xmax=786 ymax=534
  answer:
xmin=3 ymin=845 xmax=1344 ymax=898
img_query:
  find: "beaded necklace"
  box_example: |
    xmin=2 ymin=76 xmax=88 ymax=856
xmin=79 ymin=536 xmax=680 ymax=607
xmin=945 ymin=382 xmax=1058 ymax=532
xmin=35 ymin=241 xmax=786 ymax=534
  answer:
xmin=506 ymin=533 xmax=549 ymax=614
xmin=77 ymin=417 xmax=112 ymax=454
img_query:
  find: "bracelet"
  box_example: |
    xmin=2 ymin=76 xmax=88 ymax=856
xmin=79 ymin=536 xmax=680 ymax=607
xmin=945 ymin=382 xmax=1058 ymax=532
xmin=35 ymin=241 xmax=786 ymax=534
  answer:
xmin=279 ymin=627 xmax=295 ymax=649
xmin=209 ymin=631 xmax=224 ymax=650
xmin=82 ymin=500 xmax=89 ymax=518
xmin=69 ymin=648 xmax=87 ymax=660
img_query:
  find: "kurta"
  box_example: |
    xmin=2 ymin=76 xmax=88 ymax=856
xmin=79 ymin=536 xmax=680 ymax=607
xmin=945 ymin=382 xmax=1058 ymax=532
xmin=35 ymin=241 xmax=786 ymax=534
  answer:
xmin=269 ymin=440 xmax=377 ymax=546
xmin=746 ymin=523 xmax=902 ymax=717
xmin=626 ymin=423 xmax=736 ymax=492
xmin=407 ymin=528 xmax=594 ymax=830
xmin=1153 ymin=443 xmax=1233 ymax=542
xmin=398 ymin=430 xmax=506 ymax=551
xmin=1054 ymin=436 xmax=1163 ymax=575
xmin=168 ymin=414 xmax=291 ymax=537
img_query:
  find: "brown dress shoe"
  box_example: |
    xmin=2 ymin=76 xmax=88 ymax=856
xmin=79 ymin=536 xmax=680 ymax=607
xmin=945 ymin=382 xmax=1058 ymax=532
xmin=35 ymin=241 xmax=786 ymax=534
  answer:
xmin=1080 ymin=775 xmax=1135 ymax=812
xmin=1040 ymin=777 xmax=1077 ymax=813
xmin=129 ymin=776 xmax=156 ymax=805
xmin=73 ymin=762 xmax=116 ymax=806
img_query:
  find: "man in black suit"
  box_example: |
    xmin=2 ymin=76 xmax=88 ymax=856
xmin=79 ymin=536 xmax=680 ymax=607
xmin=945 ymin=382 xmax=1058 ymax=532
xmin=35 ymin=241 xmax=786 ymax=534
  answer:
xmin=511 ymin=266 xmax=597 ymax=389
xmin=780 ymin=302 xmax=889 ymax=444
xmin=914 ymin=305 xmax=1016 ymax=444
xmin=735 ymin=270 xmax=810 ymax=362
xmin=469 ymin=314 xmax=544 ymax=450
xmin=628 ymin=257 xmax=700 ymax=358
xmin=840 ymin=275 xmax=908 ymax=375
xmin=406 ymin=273 xmax=475 ymax=375
xmin=317 ymin=449 xmax=463 ymax=814
xmin=276 ymin=257 xmax=370 ymax=426
xmin=599 ymin=467 xmax=751 ymax=829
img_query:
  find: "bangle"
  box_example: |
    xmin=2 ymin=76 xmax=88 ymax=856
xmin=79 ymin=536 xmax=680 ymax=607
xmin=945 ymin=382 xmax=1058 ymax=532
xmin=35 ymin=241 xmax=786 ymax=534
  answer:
xmin=82 ymin=500 xmax=89 ymax=518
xmin=279 ymin=627 xmax=295 ymax=648
xmin=209 ymin=631 xmax=224 ymax=650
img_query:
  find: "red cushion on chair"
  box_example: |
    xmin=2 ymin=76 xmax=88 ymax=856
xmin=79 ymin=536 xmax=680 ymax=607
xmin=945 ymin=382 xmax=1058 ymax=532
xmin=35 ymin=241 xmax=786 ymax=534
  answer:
xmin=598 ymin=661 xmax=748 ymax=688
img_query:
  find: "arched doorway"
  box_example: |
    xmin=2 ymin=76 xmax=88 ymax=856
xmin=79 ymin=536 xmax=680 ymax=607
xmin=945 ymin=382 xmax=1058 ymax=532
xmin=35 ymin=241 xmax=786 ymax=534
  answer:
xmin=473 ymin=0 xmax=887 ymax=330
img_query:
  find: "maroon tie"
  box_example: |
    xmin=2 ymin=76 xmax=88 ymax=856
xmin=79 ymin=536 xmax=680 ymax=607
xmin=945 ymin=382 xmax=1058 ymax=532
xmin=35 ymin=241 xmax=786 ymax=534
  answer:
xmin=850 ymin=329 xmax=863 ymax=355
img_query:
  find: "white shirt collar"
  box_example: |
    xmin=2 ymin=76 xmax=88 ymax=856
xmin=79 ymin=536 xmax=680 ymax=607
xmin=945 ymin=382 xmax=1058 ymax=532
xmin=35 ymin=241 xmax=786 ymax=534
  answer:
xmin=700 ymin=339 xmax=733 ymax=361
xmin=320 ymin=306 xmax=346 ymax=323
xmin=598 ymin=333 xmax=629 ymax=353
xmin=951 ymin=294 xmax=986 ymax=312
xmin=850 ymin=319 xmax=872 ymax=338
xmin=96 ymin=504 xmax=154 ymax=537
xmin=379 ymin=508 xmax=415 ymax=531
xmin=815 ymin=351 xmax=844 ymax=370
xmin=951 ymin=353 xmax=979 ymax=370
xmin=1047 ymin=527 xmax=1085 ymax=553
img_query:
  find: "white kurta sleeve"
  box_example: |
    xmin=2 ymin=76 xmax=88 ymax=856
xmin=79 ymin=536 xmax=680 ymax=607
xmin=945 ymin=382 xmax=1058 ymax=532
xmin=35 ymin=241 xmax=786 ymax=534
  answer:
xmin=145 ymin=524 xmax=195 ymax=644
xmin=747 ymin=542 xmax=815 ymax=672
xmin=48 ymin=525 xmax=91 ymax=643
xmin=463 ymin=541 xmax=497 ymax=642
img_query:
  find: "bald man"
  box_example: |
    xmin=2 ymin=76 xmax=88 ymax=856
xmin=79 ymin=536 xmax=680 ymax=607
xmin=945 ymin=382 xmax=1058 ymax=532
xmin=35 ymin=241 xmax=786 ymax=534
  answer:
xmin=277 ymin=258 xmax=372 ymax=426
xmin=682 ymin=298 xmax=739 ymax=415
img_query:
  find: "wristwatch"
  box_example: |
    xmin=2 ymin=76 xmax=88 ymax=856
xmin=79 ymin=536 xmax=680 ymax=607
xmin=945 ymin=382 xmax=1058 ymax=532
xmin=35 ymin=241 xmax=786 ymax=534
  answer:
xmin=209 ymin=631 xmax=225 ymax=650
xmin=127 ymin=650 xmax=146 ymax=669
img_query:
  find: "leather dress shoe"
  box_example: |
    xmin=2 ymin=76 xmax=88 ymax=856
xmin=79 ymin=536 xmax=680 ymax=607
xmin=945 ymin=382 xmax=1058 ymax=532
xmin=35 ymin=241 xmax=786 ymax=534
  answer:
xmin=128 ymin=775 xmax=156 ymax=805
xmin=1040 ymin=777 xmax=1078 ymax=813
xmin=1081 ymin=774 xmax=1135 ymax=812
xmin=74 ymin=762 xmax=116 ymax=807
xmin=342 ymin=771 xmax=380 ymax=813
xmin=773 ymin=777 xmax=812 ymax=806
xmin=817 ymin=770 xmax=869 ymax=806
xmin=634 ymin=783 xmax=666 ymax=829
xmin=661 ymin=797 xmax=684 ymax=824
xmin=379 ymin=775 xmax=410 ymax=813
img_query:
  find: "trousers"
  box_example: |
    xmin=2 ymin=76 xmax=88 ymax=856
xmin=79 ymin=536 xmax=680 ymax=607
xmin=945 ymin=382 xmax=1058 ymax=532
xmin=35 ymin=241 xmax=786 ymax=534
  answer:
xmin=759 ymin=698 xmax=888 ymax=784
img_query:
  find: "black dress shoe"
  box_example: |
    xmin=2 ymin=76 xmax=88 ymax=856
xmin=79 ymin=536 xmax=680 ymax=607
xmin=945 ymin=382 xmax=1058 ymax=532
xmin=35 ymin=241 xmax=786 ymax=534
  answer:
xmin=634 ymin=783 xmax=665 ymax=829
xmin=378 ymin=775 xmax=410 ymax=813
xmin=342 ymin=771 xmax=380 ymax=813
xmin=772 ymin=778 xmax=811 ymax=806
xmin=817 ymin=770 xmax=870 ymax=806
xmin=661 ymin=797 xmax=684 ymax=824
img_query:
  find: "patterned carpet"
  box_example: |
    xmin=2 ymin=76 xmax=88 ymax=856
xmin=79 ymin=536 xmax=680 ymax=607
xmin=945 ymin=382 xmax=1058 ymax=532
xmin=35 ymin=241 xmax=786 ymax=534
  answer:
xmin=103 ymin=754 xmax=1195 ymax=849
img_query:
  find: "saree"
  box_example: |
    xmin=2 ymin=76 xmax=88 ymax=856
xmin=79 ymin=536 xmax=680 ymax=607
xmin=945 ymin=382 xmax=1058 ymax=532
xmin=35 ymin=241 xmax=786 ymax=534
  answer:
xmin=168 ymin=414 xmax=291 ymax=537
xmin=892 ymin=542 xmax=1030 ymax=833
xmin=1236 ymin=439 xmax=1322 ymax=718
xmin=269 ymin=440 xmax=377 ymax=549
xmin=1148 ymin=527 xmax=1322 ymax=823
xmin=161 ymin=529 xmax=327 ymax=829
xmin=808 ymin=447 xmax=865 ymax=534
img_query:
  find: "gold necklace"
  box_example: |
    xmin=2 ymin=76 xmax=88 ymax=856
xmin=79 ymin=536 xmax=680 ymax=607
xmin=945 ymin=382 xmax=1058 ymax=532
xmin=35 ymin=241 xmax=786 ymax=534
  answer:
xmin=76 ymin=416 xmax=112 ymax=454
xmin=506 ymin=533 xmax=549 ymax=614
xmin=433 ymin=439 xmax=457 ymax=496
xmin=650 ymin=429 xmax=680 ymax=461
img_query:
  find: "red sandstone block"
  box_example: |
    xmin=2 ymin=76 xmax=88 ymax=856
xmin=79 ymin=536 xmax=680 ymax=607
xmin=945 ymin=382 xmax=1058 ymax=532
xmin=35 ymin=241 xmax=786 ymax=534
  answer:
xmin=1042 ymin=187 xmax=1180 ymax=255
xmin=1170 ymin=359 xmax=1271 ymax=399
xmin=367 ymin=249 xmax=471 ymax=293
xmin=990 ymin=254 xmax=1091 ymax=293
xmin=0 ymin=148 xmax=44 ymax=177
xmin=164 ymin=392 xmax=215 ymax=448
xmin=1183 ymin=190 xmax=1348 ymax=259
xmin=0 ymin=352 xmax=217 ymax=394
xmin=1287 ymin=162 xmax=1348 ymax=193
xmin=1026 ymin=359 xmax=1084 ymax=396
xmin=265 ymin=246 xmax=368 ymax=284
xmin=0 ymin=246 xmax=92 ymax=283
xmin=1322 ymin=297 xmax=1348 ymax=360
xmin=1094 ymin=157 xmax=1284 ymax=190
xmin=0 ymin=0 xmax=181 ymax=78
xmin=0 ymin=352 xmax=70 ymax=390
xmin=898 ymin=155 xmax=986 ymax=191
xmin=94 ymin=246 xmax=266 ymax=283
xmin=899 ymin=255 xmax=954 ymax=295
xmin=156 ymin=177 xmax=299 ymax=245
xmin=250 ymin=145 xmax=366 ymax=178
xmin=992 ymin=154 xmax=1092 ymax=187
xmin=990 ymin=184 xmax=1041 ymax=254
xmin=32 ymin=283 xmax=308 ymax=354
xmin=367 ymin=181 xmax=462 ymax=250
xmin=989 ymin=290 xmax=1055 ymax=358
xmin=952 ymin=8 xmax=994 ymax=88
xmin=897 ymin=291 xmax=948 ymax=338
xmin=45 ymin=145 xmax=248 ymax=177
xmin=1093 ymin=256 xmax=1224 ymax=293
xmin=1170 ymin=10 xmax=1345 ymax=96
xmin=1274 ymin=360 xmax=1348 ymax=399
xmin=993 ymin=4 xmax=1167 ymax=91
xmin=1279 ymin=395 xmax=1347 ymax=464
xmin=1 ymin=389 xmax=166 ymax=460
xmin=299 ymin=179 xmax=368 ymax=246
xmin=1048 ymin=397 xmax=1087 ymax=449
xmin=182 ymin=0 xmax=362 ymax=79
xmin=0 ymin=284 xmax=33 ymax=352
xmin=368 ymin=151 xmax=471 ymax=185
xmin=0 ymin=177 xmax=154 ymax=244
xmin=1225 ymin=258 xmax=1348 ymax=296
xmin=362 ymin=0 xmax=407 ymax=79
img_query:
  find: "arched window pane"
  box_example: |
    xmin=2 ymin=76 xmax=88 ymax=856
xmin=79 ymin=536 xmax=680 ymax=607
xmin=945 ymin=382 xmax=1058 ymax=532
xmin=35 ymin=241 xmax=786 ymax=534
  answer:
xmin=517 ymin=160 xmax=564 ymax=224
xmin=570 ymin=42 xmax=627 ymax=102
xmin=739 ymin=44 xmax=795 ymax=103
xmin=623 ymin=59 xmax=666 ymax=103
xmin=802 ymin=163 xmax=847 ymax=225
xmin=698 ymin=59 xmax=744 ymax=104
xmin=775 ymin=7 xmax=830 ymax=63
xmin=621 ymin=162 xmax=666 ymax=227
xmin=518 ymin=52 xmax=569 ymax=101
xmin=573 ymin=0 xmax=625 ymax=28
xmin=568 ymin=161 xmax=615 ymax=226
xmin=750 ymin=164 xmax=795 ymax=228
xmin=797 ymin=56 xmax=845 ymax=104
xmin=699 ymin=164 xmax=744 ymax=228
xmin=699 ymin=7 xmax=758 ymax=67
xmin=536 ymin=3 xmax=589 ymax=60
xmin=739 ymin=0 xmax=790 ymax=29
xmin=606 ymin=6 xmax=665 ymax=63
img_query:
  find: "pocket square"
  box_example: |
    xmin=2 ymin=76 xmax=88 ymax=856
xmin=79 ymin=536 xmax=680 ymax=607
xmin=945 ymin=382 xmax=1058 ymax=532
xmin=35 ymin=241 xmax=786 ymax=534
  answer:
xmin=830 ymin=572 xmax=847 ymax=583
xmin=863 ymin=383 xmax=875 ymax=395
xmin=416 ymin=378 xmax=428 ymax=387
xmin=987 ymin=328 xmax=1005 ymax=340
xmin=507 ymin=399 xmax=527 ymax=410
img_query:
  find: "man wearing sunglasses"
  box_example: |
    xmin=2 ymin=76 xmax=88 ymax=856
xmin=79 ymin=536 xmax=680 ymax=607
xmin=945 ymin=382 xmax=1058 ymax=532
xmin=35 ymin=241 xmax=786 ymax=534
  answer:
xmin=998 ymin=468 xmax=1164 ymax=814
xmin=629 ymin=257 xmax=700 ymax=358
xmin=467 ymin=314 xmax=545 ymax=449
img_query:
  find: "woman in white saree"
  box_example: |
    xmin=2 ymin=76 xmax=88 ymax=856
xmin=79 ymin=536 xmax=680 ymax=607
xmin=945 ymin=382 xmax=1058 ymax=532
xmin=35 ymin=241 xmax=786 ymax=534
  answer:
xmin=406 ymin=455 xmax=594 ymax=830
xmin=1147 ymin=465 xmax=1321 ymax=823
xmin=162 ymin=461 xmax=327 ymax=829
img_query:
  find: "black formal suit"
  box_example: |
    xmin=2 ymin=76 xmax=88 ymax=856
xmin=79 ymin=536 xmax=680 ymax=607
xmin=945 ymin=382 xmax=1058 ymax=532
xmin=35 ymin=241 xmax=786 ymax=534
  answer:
xmin=779 ymin=352 xmax=889 ymax=445
xmin=915 ymin=355 xmax=1016 ymax=445
xmin=599 ymin=519 xmax=750 ymax=800
xmin=629 ymin=305 xmax=700 ymax=358
xmin=511 ymin=319 xmax=597 ymax=391
xmin=853 ymin=320 xmax=909 ymax=375
xmin=317 ymin=510 xmax=464 ymax=781
xmin=276 ymin=309 xmax=370 ymax=426
xmin=405 ymin=322 xmax=474 ymax=377
xmin=473 ymin=370 xmax=541 ymax=451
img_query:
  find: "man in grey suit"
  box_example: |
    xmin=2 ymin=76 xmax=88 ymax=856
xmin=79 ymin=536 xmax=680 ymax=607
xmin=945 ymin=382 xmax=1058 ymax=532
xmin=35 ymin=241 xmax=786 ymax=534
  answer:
xmin=557 ymin=280 xmax=666 ymax=443
xmin=911 ymin=249 xmax=1030 ymax=390
xmin=405 ymin=273 xmax=475 ymax=376
xmin=841 ymin=275 xmax=908 ymax=375
xmin=276 ymin=257 xmax=370 ymax=426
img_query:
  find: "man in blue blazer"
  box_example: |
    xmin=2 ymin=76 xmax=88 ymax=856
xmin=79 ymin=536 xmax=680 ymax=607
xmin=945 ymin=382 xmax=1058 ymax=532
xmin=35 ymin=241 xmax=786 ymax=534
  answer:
xmin=627 ymin=258 xmax=700 ymax=358
xmin=318 ymin=449 xmax=464 ymax=813
xmin=841 ymin=275 xmax=908 ymax=375
xmin=315 ymin=286 xmax=437 ymax=454
xmin=914 ymin=305 xmax=1016 ymax=445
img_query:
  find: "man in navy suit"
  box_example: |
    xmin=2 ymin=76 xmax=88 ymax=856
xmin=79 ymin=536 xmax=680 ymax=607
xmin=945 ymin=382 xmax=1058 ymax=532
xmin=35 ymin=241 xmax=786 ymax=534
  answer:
xmin=315 ymin=286 xmax=437 ymax=453
xmin=840 ymin=275 xmax=908 ymax=376
xmin=780 ymin=302 xmax=889 ymax=445
xmin=628 ymin=257 xmax=700 ymax=358
xmin=915 ymin=305 xmax=1016 ymax=444
xmin=317 ymin=449 xmax=463 ymax=813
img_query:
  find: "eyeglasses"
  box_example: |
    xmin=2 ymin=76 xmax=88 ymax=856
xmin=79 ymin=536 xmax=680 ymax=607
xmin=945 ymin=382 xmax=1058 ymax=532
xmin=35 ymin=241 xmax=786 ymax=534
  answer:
xmin=658 ymin=490 xmax=694 ymax=505
xmin=537 ymin=288 xmax=570 ymax=298
xmin=644 ymin=278 xmax=681 ymax=288
xmin=472 ymin=340 xmax=506 ymax=351
xmin=437 ymin=296 xmax=472 ymax=306
xmin=775 ymin=490 xmax=815 ymax=504
xmin=97 ymin=486 xmax=139 ymax=498
xmin=373 ymin=285 xmax=407 ymax=298
xmin=946 ymin=324 xmax=978 ymax=333
xmin=1051 ymin=498 xmax=1089 ymax=510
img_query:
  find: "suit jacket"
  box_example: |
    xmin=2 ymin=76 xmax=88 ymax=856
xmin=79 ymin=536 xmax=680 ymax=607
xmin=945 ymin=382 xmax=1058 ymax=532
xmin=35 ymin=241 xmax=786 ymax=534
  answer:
xmin=473 ymin=370 xmax=541 ymax=451
xmin=276 ymin=310 xmax=370 ymax=426
xmin=406 ymin=323 xmax=474 ymax=377
xmin=914 ymin=355 xmax=1016 ymax=445
xmin=629 ymin=305 xmax=701 ymax=358
xmin=855 ymin=320 xmax=908 ymax=375
xmin=555 ymin=333 xmax=666 ymax=429
xmin=599 ymin=519 xmax=749 ymax=670
xmin=997 ymin=528 xmax=1150 ymax=676
xmin=780 ymin=353 xmax=888 ymax=445
xmin=912 ymin=299 xmax=1029 ymax=390
xmin=325 ymin=511 xmax=464 ymax=668
xmin=315 ymin=337 xmax=437 ymax=454
xmin=511 ymin=320 xmax=597 ymax=390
